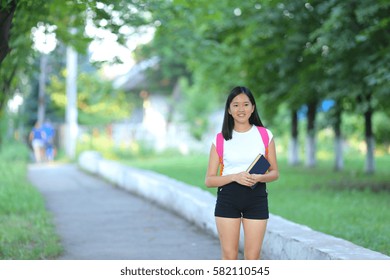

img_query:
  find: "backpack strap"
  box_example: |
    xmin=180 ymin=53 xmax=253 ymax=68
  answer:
xmin=215 ymin=127 xmax=269 ymax=176
xmin=216 ymin=133 xmax=224 ymax=176
xmin=257 ymin=126 xmax=269 ymax=158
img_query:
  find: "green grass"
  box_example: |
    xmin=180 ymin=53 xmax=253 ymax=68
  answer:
xmin=0 ymin=141 xmax=62 ymax=259
xmin=121 ymin=152 xmax=390 ymax=257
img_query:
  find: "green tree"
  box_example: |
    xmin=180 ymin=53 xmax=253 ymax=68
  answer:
xmin=179 ymin=77 xmax=216 ymax=140
xmin=0 ymin=0 xmax=150 ymax=146
xmin=310 ymin=0 xmax=390 ymax=173
xmin=242 ymin=1 xmax=325 ymax=167
xmin=143 ymin=0 xmax=390 ymax=163
xmin=48 ymin=69 xmax=131 ymax=125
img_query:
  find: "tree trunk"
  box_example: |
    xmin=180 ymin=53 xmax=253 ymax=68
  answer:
xmin=333 ymin=104 xmax=344 ymax=171
xmin=364 ymin=106 xmax=375 ymax=174
xmin=305 ymin=101 xmax=317 ymax=167
xmin=0 ymin=0 xmax=16 ymax=64
xmin=288 ymin=109 xmax=300 ymax=165
xmin=0 ymin=64 xmax=17 ymax=149
xmin=37 ymin=55 xmax=48 ymax=124
xmin=166 ymin=78 xmax=181 ymax=129
xmin=65 ymin=44 xmax=78 ymax=160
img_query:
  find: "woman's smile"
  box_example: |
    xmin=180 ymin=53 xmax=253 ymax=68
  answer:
xmin=229 ymin=93 xmax=254 ymax=122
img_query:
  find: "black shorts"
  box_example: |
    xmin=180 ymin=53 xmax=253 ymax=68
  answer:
xmin=214 ymin=182 xmax=269 ymax=220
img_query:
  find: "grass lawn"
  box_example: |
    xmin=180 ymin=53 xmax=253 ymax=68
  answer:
xmin=0 ymin=142 xmax=62 ymax=259
xmin=121 ymin=152 xmax=390 ymax=257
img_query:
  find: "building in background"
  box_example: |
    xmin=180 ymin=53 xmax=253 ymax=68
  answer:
xmin=112 ymin=57 xmax=218 ymax=154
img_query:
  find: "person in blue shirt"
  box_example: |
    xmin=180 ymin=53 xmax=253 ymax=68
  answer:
xmin=29 ymin=122 xmax=46 ymax=163
xmin=42 ymin=119 xmax=56 ymax=161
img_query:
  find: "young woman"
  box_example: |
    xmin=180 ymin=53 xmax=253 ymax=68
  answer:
xmin=205 ymin=86 xmax=279 ymax=260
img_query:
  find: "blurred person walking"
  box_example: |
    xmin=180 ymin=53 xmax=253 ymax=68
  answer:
xmin=29 ymin=122 xmax=46 ymax=163
xmin=42 ymin=119 xmax=56 ymax=161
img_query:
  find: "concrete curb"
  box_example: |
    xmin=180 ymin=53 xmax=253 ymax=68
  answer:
xmin=78 ymin=151 xmax=390 ymax=260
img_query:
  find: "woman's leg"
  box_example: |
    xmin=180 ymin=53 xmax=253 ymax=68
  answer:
xmin=215 ymin=217 xmax=241 ymax=260
xmin=32 ymin=142 xmax=41 ymax=162
xmin=39 ymin=146 xmax=46 ymax=162
xmin=242 ymin=218 xmax=267 ymax=260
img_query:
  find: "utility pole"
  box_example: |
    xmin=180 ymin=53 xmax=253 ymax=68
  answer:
xmin=33 ymin=24 xmax=56 ymax=125
xmin=37 ymin=54 xmax=48 ymax=124
xmin=65 ymin=44 xmax=78 ymax=160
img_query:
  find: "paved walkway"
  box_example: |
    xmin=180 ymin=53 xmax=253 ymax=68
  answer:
xmin=28 ymin=163 xmax=222 ymax=260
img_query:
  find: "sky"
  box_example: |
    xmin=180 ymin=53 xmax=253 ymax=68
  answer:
xmin=31 ymin=11 xmax=155 ymax=79
xmin=86 ymin=24 xmax=155 ymax=79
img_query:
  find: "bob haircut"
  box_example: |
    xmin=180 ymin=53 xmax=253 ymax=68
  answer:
xmin=221 ymin=86 xmax=264 ymax=140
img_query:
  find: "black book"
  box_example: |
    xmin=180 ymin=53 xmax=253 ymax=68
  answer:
xmin=246 ymin=153 xmax=270 ymax=189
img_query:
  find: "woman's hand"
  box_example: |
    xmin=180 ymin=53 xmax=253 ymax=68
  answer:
xmin=233 ymin=172 xmax=257 ymax=187
xmin=251 ymin=174 xmax=264 ymax=183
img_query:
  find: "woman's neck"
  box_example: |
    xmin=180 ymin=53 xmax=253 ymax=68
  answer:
xmin=233 ymin=123 xmax=252 ymax=132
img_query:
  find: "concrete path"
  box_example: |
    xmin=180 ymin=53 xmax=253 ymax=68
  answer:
xmin=27 ymin=163 xmax=222 ymax=260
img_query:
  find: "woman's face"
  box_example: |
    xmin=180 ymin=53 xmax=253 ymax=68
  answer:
xmin=228 ymin=93 xmax=254 ymax=124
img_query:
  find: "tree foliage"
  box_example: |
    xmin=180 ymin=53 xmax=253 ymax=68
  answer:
xmin=138 ymin=0 xmax=390 ymax=172
xmin=0 ymin=0 xmax=151 ymax=145
xmin=1 ymin=0 xmax=389 ymax=166
xmin=48 ymin=69 xmax=131 ymax=126
xmin=0 ymin=0 xmax=149 ymax=105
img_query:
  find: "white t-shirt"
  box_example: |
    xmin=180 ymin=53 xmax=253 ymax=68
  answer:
xmin=213 ymin=125 xmax=273 ymax=176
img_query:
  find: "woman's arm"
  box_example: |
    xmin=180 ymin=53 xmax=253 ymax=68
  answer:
xmin=205 ymin=144 xmax=256 ymax=188
xmin=251 ymin=139 xmax=279 ymax=183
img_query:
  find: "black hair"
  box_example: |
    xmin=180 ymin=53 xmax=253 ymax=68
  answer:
xmin=221 ymin=86 xmax=264 ymax=140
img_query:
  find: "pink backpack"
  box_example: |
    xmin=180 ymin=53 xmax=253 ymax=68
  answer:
xmin=216 ymin=126 xmax=269 ymax=176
